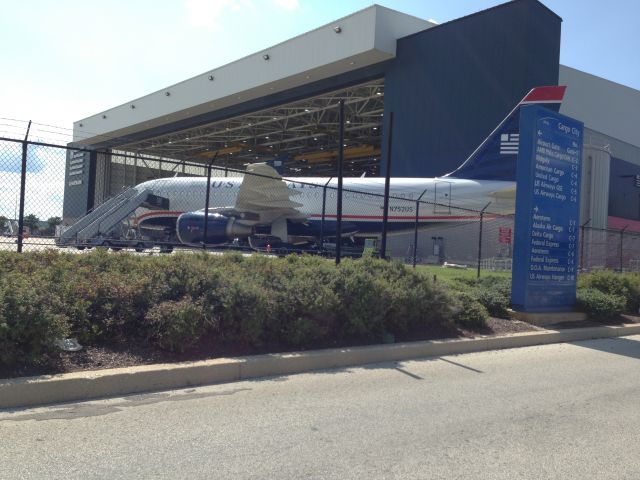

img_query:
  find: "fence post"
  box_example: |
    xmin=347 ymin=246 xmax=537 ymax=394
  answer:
xmin=620 ymin=225 xmax=628 ymax=272
xmin=477 ymin=202 xmax=491 ymax=279
xmin=320 ymin=177 xmax=332 ymax=255
xmin=380 ymin=111 xmax=394 ymax=260
xmin=413 ymin=189 xmax=429 ymax=268
xmin=335 ymin=99 xmax=345 ymax=265
xmin=580 ymin=218 xmax=591 ymax=271
xmin=17 ymin=121 xmax=31 ymax=253
xmin=202 ymin=158 xmax=216 ymax=249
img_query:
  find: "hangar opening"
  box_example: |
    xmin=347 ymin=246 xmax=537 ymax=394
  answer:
xmin=114 ymin=78 xmax=385 ymax=180
xmin=69 ymin=0 xmax=567 ymax=221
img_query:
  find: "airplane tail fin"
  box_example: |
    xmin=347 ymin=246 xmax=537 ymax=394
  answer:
xmin=445 ymin=86 xmax=566 ymax=181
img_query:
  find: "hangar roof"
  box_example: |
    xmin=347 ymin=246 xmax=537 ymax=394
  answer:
xmin=73 ymin=5 xmax=433 ymax=147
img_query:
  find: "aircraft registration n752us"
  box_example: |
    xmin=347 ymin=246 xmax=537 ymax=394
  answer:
xmin=130 ymin=86 xmax=566 ymax=247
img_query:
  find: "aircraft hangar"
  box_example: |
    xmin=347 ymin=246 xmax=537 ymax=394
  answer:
xmin=64 ymin=0 xmax=640 ymax=238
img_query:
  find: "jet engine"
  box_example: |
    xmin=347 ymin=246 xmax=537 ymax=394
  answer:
xmin=176 ymin=211 xmax=253 ymax=245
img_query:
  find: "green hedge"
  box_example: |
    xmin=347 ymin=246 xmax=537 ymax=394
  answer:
xmin=0 ymin=251 xmax=456 ymax=366
xmin=447 ymin=276 xmax=511 ymax=319
xmin=576 ymin=288 xmax=626 ymax=320
xmin=450 ymin=292 xmax=489 ymax=329
xmin=578 ymin=271 xmax=640 ymax=314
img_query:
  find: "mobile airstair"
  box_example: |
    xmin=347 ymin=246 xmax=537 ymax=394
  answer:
xmin=57 ymin=187 xmax=168 ymax=247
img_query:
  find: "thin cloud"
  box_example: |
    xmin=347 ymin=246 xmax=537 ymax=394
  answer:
xmin=185 ymin=0 xmax=256 ymax=30
xmin=272 ymin=0 xmax=299 ymax=11
xmin=0 ymin=142 xmax=46 ymax=174
xmin=185 ymin=0 xmax=299 ymax=30
xmin=0 ymin=141 xmax=65 ymax=219
xmin=185 ymin=0 xmax=233 ymax=30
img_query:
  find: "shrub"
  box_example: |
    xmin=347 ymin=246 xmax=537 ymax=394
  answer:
xmin=448 ymin=276 xmax=511 ymax=318
xmin=580 ymin=271 xmax=640 ymax=313
xmin=576 ymin=288 xmax=625 ymax=320
xmin=0 ymin=251 xmax=472 ymax=365
xmin=0 ymin=272 xmax=70 ymax=365
xmin=336 ymin=258 xmax=451 ymax=340
xmin=336 ymin=261 xmax=389 ymax=340
xmin=451 ymin=292 xmax=489 ymax=329
xmin=270 ymin=256 xmax=340 ymax=347
xmin=471 ymin=288 xmax=510 ymax=318
xmin=476 ymin=276 xmax=511 ymax=298
xmin=218 ymin=279 xmax=271 ymax=347
xmin=144 ymin=297 xmax=213 ymax=352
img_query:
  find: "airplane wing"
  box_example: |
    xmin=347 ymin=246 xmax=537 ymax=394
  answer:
xmin=212 ymin=163 xmax=307 ymax=225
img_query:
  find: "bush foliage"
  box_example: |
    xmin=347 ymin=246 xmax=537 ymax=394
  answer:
xmin=578 ymin=271 xmax=640 ymax=314
xmin=450 ymin=292 xmax=489 ymax=329
xmin=447 ymin=275 xmax=511 ymax=318
xmin=0 ymin=251 xmax=457 ymax=366
xmin=5 ymin=250 xmax=639 ymax=368
xmin=576 ymin=288 xmax=626 ymax=320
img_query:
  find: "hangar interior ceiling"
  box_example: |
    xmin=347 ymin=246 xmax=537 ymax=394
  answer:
xmin=117 ymin=79 xmax=385 ymax=177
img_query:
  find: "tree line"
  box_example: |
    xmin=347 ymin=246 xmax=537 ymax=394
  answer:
xmin=0 ymin=214 xmax=62 ymax=236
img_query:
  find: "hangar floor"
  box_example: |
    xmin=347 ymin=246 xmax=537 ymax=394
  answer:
xmin=116 ymin=79 xmax=385 ymax=178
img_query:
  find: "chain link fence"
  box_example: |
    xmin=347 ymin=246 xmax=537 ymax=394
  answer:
xmin=1 ymin=135 xmax=638 ymax=273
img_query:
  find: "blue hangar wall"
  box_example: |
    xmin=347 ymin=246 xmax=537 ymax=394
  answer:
xmin=381 ymin=0 xmax=562 ymax=177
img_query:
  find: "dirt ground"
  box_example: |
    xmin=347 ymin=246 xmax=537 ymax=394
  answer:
xmin=3 ymin=315 xmax=637 ymax=380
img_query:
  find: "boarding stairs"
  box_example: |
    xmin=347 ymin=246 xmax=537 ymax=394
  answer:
xmin=57 ymin=187 xmax=168 ymax=246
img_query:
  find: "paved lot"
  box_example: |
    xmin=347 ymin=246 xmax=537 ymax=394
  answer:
xmin=0 ymin=237 xmax=57 ymax=252
xmin=0 ymin=237 xmax=259 ymax=256
xmin=1 ymin=336 xmax=640 ymax=479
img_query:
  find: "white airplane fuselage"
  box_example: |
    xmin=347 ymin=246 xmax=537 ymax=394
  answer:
xmin=134 ymin=175 xmax=515 ymax=241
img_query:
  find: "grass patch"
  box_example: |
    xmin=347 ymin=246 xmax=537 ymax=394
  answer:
xmin=415 ymin=265 xmax=511 ymax=282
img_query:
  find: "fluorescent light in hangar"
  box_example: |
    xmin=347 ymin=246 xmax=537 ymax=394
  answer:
xmin=117 ymin=79 xmax=387 ymax=178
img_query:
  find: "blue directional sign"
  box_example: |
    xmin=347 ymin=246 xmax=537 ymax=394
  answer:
xmin=511 ymin=105 xmax=583 ymax=311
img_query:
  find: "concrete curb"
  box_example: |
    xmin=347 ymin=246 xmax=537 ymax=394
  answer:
xmin=2 ymin=323 xmax=640 ymax=410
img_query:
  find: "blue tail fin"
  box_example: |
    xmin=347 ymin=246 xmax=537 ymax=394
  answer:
xmin=446 ymin=86 xmax=566 ymax=181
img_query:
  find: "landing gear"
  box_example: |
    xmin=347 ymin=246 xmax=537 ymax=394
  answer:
xmin=101 ymin=240 xmax=122 ymax=252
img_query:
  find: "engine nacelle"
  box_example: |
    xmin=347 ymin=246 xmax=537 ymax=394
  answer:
xmin=176 ymin=212 xmax=253 ymax=245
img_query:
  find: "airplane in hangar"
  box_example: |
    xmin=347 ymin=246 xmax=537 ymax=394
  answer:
xmin=59 ymin=86 xmax=566 ymax=250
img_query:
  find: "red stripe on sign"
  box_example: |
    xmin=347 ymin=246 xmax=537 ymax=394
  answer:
xmin=522 ymin=85 xmax=566 ymax=103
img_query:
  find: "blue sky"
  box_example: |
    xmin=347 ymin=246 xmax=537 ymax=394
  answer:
xmin=0 ymin=0 xmax=638 ymax=141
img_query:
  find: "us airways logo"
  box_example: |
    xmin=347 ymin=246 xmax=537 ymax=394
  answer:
xmin=500 ymin=133 xmax=519 ymax=155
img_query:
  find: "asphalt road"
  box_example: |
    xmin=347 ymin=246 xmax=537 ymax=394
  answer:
xmin=2 ymin=336 xmax=640 ymax=479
